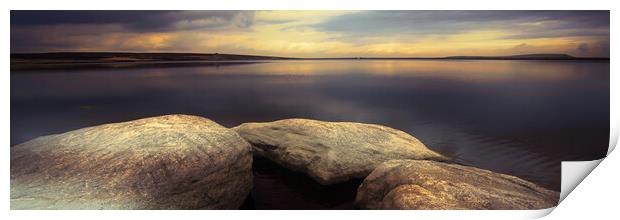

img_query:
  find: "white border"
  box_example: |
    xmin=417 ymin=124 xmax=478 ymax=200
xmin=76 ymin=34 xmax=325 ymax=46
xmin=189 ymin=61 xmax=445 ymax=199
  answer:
xmin=3 ymin=1 xmax=617 ymax=219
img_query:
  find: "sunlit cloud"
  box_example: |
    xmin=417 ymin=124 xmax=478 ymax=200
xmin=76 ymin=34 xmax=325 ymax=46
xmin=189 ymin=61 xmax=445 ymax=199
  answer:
xmin=10 ymin=10 xmax=610 ymax=57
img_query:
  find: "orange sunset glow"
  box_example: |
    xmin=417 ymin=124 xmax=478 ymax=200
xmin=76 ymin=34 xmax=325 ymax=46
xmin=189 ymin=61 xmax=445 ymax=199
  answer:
xmin=10 ymin=10 xmax=610 ymax=57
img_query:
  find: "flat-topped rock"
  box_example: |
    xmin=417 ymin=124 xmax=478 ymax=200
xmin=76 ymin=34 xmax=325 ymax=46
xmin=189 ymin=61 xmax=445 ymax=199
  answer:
xmin=233 ymin=119 xmax=448 ymax=185
xmin=355 ymin=160 xmax=559 ymax=210
xmin=11 ymin=115 xmax=253 ymax=209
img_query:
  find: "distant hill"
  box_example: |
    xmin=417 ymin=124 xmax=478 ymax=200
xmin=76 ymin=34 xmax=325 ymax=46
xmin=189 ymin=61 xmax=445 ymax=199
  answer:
xmin=11 ymin=52 xmax=293 ymax=63
xmin=443 ymin=53 xmax=607 ymax=60
xmin=11 ymin=52 xmax=609 ymax=66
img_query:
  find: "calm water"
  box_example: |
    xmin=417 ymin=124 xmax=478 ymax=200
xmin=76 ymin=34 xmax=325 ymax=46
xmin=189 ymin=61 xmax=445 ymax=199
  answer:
xmin=11 ymin=60 xmax=609 ymax=193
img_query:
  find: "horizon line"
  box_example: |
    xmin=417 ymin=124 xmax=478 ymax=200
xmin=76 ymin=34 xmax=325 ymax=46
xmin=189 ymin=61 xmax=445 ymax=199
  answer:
xmin=9 ymin=51 xmax=611 ymax=60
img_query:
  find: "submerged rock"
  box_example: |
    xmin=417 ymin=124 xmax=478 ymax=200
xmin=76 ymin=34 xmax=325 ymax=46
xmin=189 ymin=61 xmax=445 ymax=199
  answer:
xmin=355 ymin=160 xmax=559 ymax=210
xmin=233 ymin=119 xmax=448 ymax=185
xmin=11 ymin=115 xmax=253 ymax=210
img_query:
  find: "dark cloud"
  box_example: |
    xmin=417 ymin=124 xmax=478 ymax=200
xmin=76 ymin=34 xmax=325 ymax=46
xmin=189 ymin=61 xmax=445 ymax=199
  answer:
xmin=10 ymin=10 xmax=255 ymax=32
xmin=9 ymin=11 xmax=611 ymax=56
xmin=314 ymin=10 xmax=609 ymax=38
xmin=256 ymin=18 xmax=297 ymax=25
xmin=512 ymin=43 xmax=534 ymax=54
xmin=574 ymin=40 xmax=609 ymax=57
xmin=577 ymin=43 xmax=590 ymax=54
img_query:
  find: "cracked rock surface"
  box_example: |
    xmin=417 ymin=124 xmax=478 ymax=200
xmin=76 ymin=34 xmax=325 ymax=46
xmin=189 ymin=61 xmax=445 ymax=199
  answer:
xmin=11 ymin=115 xmax=253 ymax=210
xmin=233 ymin=119 xmax=449 ymax=185
xmin=355 ymin=160 xmax=559 ymax=210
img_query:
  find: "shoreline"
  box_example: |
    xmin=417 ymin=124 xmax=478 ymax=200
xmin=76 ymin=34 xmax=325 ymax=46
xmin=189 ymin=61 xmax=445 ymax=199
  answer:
xmin=11 ymin=55 xmax=610 ymax=72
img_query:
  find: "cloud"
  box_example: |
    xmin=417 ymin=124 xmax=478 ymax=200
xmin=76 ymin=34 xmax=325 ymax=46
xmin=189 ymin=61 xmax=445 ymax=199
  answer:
xmin=9 ymin=11 xmax=611 ymax=57
xmin=313 ymin=11 xmax=609 ymax=39
xmin=577 ymin=43 xmax=590 ymax=54
xmin=511 ymin=43 xmax=535 ymax=54
xmin=10 ymin=10 xmax=255 ymax=32
xmin=10 ymin=10 xmax=258 ymax=52
xmin=573 ymin=40 xmax=609 ymax=57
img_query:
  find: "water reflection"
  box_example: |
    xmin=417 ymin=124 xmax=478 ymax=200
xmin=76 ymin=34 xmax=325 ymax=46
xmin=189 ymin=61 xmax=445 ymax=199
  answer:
xmin=11 ymin=60 xmax=609 ymax=191
xmin=210 ymin=60 xmax=591 ymax=83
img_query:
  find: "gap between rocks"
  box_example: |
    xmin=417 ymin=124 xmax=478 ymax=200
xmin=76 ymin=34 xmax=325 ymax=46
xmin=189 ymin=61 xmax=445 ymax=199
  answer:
xmin=240 ymin=157 xmax=363 ymax=210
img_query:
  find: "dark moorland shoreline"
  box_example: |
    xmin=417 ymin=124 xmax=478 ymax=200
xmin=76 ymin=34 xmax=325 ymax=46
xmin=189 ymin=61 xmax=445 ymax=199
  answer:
xmin=11 ymin=52 xmax=610 ymax=71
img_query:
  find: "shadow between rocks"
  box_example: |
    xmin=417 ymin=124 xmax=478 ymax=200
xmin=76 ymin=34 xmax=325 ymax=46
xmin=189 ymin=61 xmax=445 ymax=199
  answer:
xmin=240 ymin=157 xmax=363 ymax=210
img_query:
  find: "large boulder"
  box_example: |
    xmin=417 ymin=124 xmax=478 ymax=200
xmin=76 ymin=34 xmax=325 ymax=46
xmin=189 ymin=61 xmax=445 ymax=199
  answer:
xmin=355 ymin=160 xmax=559 ymax=210
xmin=232 ymin=119 xmax=448 ymax=185
xmin=11 ymin=115 xmax=253 ymax=210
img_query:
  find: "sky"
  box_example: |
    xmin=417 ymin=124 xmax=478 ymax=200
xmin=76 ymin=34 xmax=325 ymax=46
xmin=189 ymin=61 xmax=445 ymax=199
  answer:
xmin=10 ymin=10 xmax=610 ymax=57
